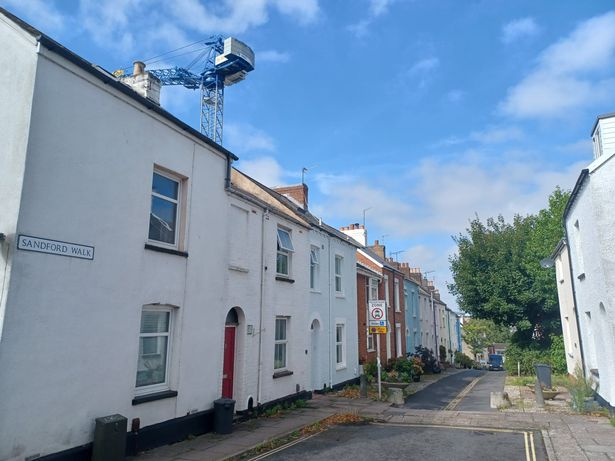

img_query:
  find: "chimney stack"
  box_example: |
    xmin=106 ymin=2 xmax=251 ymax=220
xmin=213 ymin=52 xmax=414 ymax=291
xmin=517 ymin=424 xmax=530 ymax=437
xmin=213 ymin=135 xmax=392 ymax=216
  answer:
xmin=369 ymin=239 xmax=386 ymax=259
xmin=119 ymin=61 xmax=161 ymax=105
xmin=273 ymin=184 xmax=308 ymax=210
xmin=340 ymin=223 xmax=367 ymax=246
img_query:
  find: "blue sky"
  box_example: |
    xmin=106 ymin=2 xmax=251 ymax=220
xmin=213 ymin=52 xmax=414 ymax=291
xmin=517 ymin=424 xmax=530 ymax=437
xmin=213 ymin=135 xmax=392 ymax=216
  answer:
xmin=5 ymin=0 xmax=615 ymax=311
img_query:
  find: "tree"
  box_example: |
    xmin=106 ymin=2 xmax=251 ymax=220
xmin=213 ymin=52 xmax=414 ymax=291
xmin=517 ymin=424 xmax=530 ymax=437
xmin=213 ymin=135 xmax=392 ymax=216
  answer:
xmin=461 ymin=318 xmax=511 ymax=359
xmin=449 ymin=188 xmax=570 ymax=347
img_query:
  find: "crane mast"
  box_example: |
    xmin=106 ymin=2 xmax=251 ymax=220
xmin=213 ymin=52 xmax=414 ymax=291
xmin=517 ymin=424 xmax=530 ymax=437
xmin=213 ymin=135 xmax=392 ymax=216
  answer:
xmin=118 ymin=36 xmax=254 ymax=145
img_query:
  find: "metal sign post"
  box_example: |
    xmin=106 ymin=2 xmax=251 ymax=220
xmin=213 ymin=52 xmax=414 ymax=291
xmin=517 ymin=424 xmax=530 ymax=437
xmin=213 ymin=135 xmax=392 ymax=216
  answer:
xmin=369 ymin=300 xmax=387 ymax=400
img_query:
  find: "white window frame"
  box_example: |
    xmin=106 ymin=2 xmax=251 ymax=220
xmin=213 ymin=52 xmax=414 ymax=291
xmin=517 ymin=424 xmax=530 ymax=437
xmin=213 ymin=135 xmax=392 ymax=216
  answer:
xmin=334 ymin=254 xmax=343 ymax=294
xmin=135 ymin=306 xmax=174 ymax=396
xmin=396 ymin=323 xmax=403 ymax=358
xmin=276 ymin=228 xmax=294 ymax=276
xmin=367 ymin=329 xmax=375 ymax=351
xmin=394 ymin=278 xmax=400 ymax=312
xmin=274 ymin=317 xmax=289 ymax=370
xmin=369 ymin=278 xmax=379 ymax=301
xmin=310 ymin=246 xmax=320 ymax=290
xmin=335 ymin=322 xmax=346 ymax=369
xmin=148 ymin=168 xmax=182 ymax=249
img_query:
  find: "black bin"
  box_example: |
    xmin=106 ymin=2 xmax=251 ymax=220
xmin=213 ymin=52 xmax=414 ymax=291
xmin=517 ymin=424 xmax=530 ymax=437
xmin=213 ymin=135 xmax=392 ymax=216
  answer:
xmin=214 ymin=398 xmax=235 ymax=434
xmin=535 ymin=363 xmax=552 ymax=389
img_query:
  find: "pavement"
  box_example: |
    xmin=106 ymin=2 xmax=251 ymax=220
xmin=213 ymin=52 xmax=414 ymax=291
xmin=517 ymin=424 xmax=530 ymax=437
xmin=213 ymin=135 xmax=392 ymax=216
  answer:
xmin=129 ymin=369 xmax=615 ymax=461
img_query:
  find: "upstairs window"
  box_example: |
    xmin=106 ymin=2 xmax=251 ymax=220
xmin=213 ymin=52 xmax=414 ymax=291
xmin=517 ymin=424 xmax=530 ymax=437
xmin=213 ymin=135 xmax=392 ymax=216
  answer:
xmin=369 ymin=278 xmax=379 ymax=300
xmin=310 ymin=246 xmax=319 ymax=289
xmin=276 ymin=228 xmax=294 ymax=276
xmin=149 ymin=170 xmax=180 ymax=247
xmin=335 ymin=255 xmax=343 ymax=293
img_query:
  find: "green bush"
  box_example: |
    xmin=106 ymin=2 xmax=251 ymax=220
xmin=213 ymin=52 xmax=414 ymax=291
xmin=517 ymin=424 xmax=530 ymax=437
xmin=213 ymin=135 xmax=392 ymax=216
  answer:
xmin=363 ymin=360 xmax=377 ymax=378
xmin=455 ymin=351 xmax=474 ymax=368
xmin=504 ymin=335 xmax=567 ymax=375
xmin=503 ymin=343 xmax=551 ymax=375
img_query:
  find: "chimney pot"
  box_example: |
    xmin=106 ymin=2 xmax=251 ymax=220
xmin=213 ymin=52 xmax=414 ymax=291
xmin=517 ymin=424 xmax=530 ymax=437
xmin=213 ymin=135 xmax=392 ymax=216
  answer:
xmin=133 ymin=61 xmax=146 ymax=76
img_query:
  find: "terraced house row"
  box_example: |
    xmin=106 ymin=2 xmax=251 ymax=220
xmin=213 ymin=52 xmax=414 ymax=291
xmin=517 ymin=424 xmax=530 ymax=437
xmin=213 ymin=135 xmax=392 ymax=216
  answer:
xmin=0 ymin=9 xmax=460 ymax=461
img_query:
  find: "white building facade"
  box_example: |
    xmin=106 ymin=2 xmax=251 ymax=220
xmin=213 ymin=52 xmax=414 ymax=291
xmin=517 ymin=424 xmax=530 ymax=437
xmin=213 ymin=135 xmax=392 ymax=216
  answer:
xmin=562 ymin=112 xmax=615 ymax=410
xmin=552 ymin=239 xmax=583 ymax=375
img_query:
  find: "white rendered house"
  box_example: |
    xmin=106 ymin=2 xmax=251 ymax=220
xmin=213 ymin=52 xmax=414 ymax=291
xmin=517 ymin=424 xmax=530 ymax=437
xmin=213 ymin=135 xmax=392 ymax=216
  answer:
xmin=562 ymin=112 xmax=615 ymax=410
xmin=0 ymin=9 xmax=302 ymax=460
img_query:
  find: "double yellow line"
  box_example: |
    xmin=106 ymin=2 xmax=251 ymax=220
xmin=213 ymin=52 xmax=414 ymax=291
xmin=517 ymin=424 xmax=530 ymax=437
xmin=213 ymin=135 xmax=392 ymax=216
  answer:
xmin=443 ymin=374 xmax=483 ymax=410
xmin=524 ymin=431 xmax=537 ymax=461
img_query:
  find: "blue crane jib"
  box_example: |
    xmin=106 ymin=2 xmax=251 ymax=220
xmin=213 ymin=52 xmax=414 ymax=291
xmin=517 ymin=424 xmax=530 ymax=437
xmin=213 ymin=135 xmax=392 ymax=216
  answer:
xmin=118 ymin=36 xmax=255 ymax=145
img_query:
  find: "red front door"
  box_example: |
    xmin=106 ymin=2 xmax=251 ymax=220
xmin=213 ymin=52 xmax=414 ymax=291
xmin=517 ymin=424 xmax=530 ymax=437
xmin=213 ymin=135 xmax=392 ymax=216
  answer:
xmin=222 ymin=326 xmax=236 ymax=398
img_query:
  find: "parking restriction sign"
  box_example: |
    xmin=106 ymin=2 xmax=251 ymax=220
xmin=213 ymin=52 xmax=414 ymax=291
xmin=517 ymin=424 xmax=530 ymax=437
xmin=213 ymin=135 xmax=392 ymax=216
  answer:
xmin=368 ymin=300 xmax=387 ymax=333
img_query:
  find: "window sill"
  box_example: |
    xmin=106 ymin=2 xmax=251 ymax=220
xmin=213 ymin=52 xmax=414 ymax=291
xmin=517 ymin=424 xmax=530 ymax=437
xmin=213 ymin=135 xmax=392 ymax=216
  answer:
xmin=336 ymin=364 xmax=347 ymax=371
xmin=273 ymin=370 xmax=294 ymax=379
xmin=275 ymin=276 xmax=295 ymax=283
xmin=335 ymin=293 xmax=346 ymax=299
xmin=145 ymin=244 xmax=188 ymax=258
xmin=310 ymin=289 xmax=322 ymax=294
xmin=132 ymin=389 xmax=178 ymax=405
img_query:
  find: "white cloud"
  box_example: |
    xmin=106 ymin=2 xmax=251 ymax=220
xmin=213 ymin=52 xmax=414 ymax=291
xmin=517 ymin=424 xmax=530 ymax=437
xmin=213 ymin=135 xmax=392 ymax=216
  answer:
xmin=259 ymin=50 xmax=291 ymax=63
xmin=347 ymin=0 xmax=393 ymax=37
xmin=77 ymin=0 xmax=320 ymax=57
xmin=409 ymin=57 xmax=439 ymax=74
xmin=446 ymin=89 xmax=465 ymax=103
xmin=3 ymin=0 xmax=65 ymax=33
xmin=369 ymin=0 xmax=392 ymax=17
xmin=347 ymin=19 xmax=371 ymax=38
xmin=237 ymin=156 xmax=285 ymax=187
xmin=225 ymin=122 xmax=276 ymax=154
xmin=501 ymin=12 xmax=615 ymax=119
xmin=313 ymin=150 xmax=585 ymax=241
xmin=469 ymin=126 xmax=524 ymax=144
xmin=501 ymin=17 xmax=540 ymax=44
xmin=434 ymin=125 xmax=523 ymax=147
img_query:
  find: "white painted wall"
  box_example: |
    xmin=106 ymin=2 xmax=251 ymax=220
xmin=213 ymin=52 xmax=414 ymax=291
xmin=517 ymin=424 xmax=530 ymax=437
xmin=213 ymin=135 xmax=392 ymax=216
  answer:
xmin=308 ymin=228 xmax=358 ymax=390
xmin=566 ymin=154 xmax=615 ymax=407
xmin=0 ymin=31 xmax=234 ymax=460
xmin=0 ymin=14 xmax=39 ymax=342
xmin=553 ymin=243 xmax=583 ymax=375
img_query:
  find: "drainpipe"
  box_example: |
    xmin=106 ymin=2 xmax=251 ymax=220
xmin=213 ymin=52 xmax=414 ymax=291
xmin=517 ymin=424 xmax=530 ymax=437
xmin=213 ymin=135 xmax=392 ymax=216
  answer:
xmin=256 ymin=208 xmax=268 ymax=404
xmin=225 ymin=157 xmax=232 ymax=190
xmin=328 ymin=236 xmax=333 ymax=388
xmin=432 ymin=290 xmax=438 ymax=358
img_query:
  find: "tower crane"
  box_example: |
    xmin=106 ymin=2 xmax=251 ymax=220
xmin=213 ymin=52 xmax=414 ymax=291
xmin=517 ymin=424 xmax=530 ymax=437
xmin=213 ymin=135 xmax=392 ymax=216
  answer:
xmin=116 ymin=36 xmax=255 ymax=145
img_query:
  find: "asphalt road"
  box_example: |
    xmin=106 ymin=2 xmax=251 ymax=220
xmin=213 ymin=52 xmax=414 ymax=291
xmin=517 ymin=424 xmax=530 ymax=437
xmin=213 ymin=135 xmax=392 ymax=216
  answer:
xmin=456 ymin=370 xmax=507 ymax=411
xmin=404 ymin=369 xmax=487 ymax=410
xmin=258 ymin=424 xmax=546 ymax=461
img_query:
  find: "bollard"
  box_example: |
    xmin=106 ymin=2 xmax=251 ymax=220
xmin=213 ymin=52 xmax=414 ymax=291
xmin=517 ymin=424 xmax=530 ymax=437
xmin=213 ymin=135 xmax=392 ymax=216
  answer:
xmin=535 ymin=381 xmax=545 ymax=408
xmin=359 ymin=374 xmax=368 ymax=398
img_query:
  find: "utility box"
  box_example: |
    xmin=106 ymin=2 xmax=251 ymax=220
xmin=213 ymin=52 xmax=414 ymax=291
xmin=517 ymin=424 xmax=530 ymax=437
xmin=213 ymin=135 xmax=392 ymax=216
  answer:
xmin=535 ymin=364 xmax=552 ymax=389
xmin=213 ymin=398 xmax=235 ymax=434
xmin=92 ymin=414 xmax=127 ymax=461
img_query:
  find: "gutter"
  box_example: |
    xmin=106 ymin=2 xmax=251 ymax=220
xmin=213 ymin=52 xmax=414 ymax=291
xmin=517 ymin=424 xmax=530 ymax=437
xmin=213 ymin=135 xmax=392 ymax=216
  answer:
xmin=563 ymin=169 xmax=589 ymax=221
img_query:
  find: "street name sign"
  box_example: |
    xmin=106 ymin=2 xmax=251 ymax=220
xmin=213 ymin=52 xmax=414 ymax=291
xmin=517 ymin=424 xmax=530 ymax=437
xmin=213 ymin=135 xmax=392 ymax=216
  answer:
xmin=17 ymin=235 xmax=94 ymax=260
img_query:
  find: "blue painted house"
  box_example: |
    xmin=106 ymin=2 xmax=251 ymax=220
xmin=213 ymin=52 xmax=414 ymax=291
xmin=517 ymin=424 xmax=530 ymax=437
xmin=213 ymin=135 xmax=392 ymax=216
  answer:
xmin=403 ymin=276 xmax=421 ymax=354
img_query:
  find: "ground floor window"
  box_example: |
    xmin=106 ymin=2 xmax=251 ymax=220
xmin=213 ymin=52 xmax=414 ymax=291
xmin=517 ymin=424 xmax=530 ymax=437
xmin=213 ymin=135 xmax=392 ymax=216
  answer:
xmin=336 ymin=323 xmax=345 ymax=368
xmin=274 ymin=317 xmax=288 ymax=369
xmin=367 ymin=331 xmax=375 ymax=351
xmin=136 ymin=308 xmax=172 ymax=391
